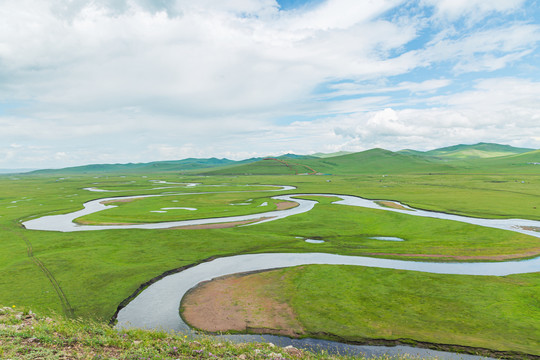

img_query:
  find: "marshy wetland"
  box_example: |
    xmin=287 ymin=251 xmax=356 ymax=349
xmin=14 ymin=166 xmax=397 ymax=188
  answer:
xmin=2 ymin=171 xmax=539 ymax=358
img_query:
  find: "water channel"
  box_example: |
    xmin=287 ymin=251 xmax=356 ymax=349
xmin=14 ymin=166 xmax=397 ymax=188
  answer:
xmin=22 ymin=185 xmax=540 ymax=359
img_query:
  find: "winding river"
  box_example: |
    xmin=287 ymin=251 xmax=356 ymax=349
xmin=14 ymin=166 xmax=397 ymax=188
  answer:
xmin=115 ymin=253 xmax=539 ymax=360
xmin=22 ymin=189 xmax=540 ymax=239
xmin=22 ymin=183 xmax=540 ymax=359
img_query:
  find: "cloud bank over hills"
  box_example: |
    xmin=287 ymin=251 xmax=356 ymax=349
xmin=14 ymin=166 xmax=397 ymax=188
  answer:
xmin=1 ymin=0 xmax=539 ymax=168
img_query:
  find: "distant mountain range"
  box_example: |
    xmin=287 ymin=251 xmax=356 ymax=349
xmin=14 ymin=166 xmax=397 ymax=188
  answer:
xmin=0 ymin=168 xmax=38 ymax=174
xmin=201 ymin=145 xmax=539 ymax=176
xmin=3 ymin=142 xmax=538 ymax=175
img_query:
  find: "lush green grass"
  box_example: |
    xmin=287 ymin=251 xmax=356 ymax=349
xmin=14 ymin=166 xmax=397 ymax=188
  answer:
xmin=224 ymin=265 xmax=540 ymax=356
xmin=251 ymin=195 xmax=540 ymax=258
xmin=1 ymin=173 xmax=539 ymax=318
xmin=404 ymin=142 xmax=534 ymax=159
xmin=76 ymin=191 xmax=289 ymax=225
xmin=0 ymin=171 xmax=539 ymax=357
xmin=284 ymin=174 xmax=540 ymax=220
xmin=4 ymin=306 xmax=403 ymax=360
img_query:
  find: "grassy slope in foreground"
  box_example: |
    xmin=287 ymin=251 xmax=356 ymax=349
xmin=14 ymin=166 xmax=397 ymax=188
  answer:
xmin=3 ymin=306 xmax=408 ymax=360
xmin=181 ymin=265 xmax=540 ymax=358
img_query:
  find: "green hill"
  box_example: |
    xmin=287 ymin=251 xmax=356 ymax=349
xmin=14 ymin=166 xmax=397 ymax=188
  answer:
xmin=201 ymin=148 xmax=460 ymax=175
xmin=397 ymin=149 xmax=427 ymax=157
xmin=301 ymin=149 xmax=459 ymax=174
xmin=462 ymin=149 xmax=540 ymax=173
xmin=276 ymin=153 xmax=317 ymax=160
xmin=201 ymin=157 xmax=318 ymax=175
xmin=24 ymin=154 xmax=316 ymax=176
xmin=21 ymin=143 xmax=539 ymax=176
xmin=400 ymin=142 xmax=534 ymax=159
xmin=200 ymin=147 xmax=540 ymax=176
xmin=27 ymin=158 xmax=255 ymax=175
xmin=310 ymin=151 xmax=353 ymax=158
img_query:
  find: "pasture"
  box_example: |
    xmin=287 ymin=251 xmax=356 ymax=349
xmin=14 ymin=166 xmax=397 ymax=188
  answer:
xmin=0 ymin=171 xmax=539 ymax=357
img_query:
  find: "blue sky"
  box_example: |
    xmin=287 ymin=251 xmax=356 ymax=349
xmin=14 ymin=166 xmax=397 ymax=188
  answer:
xmin=0 ymin=0 xmax=539 ymax=168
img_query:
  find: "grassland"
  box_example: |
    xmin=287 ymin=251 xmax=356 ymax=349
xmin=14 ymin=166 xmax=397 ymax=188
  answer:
xmin=0 ymin=169 xmax=539 ymax=357
xmin=400 ymin=142 xmax=534 ymax=159
xmin=75 ymin=187 xmax=288 ymax=225
xmin=4 ymin=306 xmax=402 ymax=360
xmin=182 ymin=265 xmax=539 ymax=356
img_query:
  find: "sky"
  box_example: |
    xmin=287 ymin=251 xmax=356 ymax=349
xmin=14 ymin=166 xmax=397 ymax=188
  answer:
xmin=1 ymin=0 xmax=539 ymax=169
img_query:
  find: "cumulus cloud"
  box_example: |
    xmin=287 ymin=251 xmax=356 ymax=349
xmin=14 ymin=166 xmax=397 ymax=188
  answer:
xmin=0 ymin=0 xmax=538 ymax=168
xmin=422 ymin=24 xmax=540 ymax=73
xmin=293 ymin=78 xmax=540 ymax=152
xmin=422 ymin=0 xmax=526 ymax=21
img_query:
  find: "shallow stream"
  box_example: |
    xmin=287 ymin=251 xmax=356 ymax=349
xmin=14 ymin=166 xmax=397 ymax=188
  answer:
xmin=22 ymin=184 xmax=540 ymax=359
xmin=115 ymin=252 xmax=536 ymax=360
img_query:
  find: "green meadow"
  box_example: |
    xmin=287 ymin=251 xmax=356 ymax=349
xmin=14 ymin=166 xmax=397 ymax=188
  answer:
xmin=1 ymin=147 xmax=539 ymax=358
xmin=222 ymin=265 xmax=540 ymax=355
xmin=75 ymin=187 xmax=287 ymax=225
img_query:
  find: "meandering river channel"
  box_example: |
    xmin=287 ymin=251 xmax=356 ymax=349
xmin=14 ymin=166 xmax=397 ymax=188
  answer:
xmin=22 ymin=184 xmax=540 ymax=359
xmin=116 ymin=252 xmax=538 ymax=360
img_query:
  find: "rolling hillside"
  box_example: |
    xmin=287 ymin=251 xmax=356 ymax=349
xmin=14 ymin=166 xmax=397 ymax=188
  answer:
xmin=310 ymin=151 xmax=353 ymax=158
xmin=27 ymin=158 xmax=254 ymax=175
xmin=201 ymin=148 xmax=461 ymax=175
xmin=462 ymin=149 xmax=540 ymax=173
xmin=15 ymin=144 xmax=539 ymax=176
xmin=200 ymin=147 xmax=540 ymax=176
xmin=399 ymin=142 xmax=534 ymax=159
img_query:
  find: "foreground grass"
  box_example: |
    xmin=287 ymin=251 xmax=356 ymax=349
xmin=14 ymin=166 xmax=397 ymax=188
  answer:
xmin=189 ymin=266 xmax=539 ymax=357
xmin=0 ymin=172 xmax=539 ymax=359
xmin=0 ymin=306 xmax=432 ymax=360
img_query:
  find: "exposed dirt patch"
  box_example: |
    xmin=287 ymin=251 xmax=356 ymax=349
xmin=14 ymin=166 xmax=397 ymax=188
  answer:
xmin=375 ymin=201 xmax=411 ymax=211
xmin=276 ymin=201 xmax=299 ymax=210
xmin=170 ymin=217 xmax=275 ymax=230
xmin=181 ymin=273 xmax=305 ymax=337
xmin=364 ymin=248 xmax=540 ymax=261
xmin=100 ymin=198 xmax=139 ymax=205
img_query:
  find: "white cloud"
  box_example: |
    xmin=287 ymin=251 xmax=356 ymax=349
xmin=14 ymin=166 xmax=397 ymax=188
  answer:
xmin=280 ymin=0 xmax=403 ymax=31
xmin=423 ymin=0 xmax=526 ymax=21
xmin=0 ymin=0 xmax=538 ymax=168
xmin=0 ymin=0 xmax=420 ymax=119
xmin=418 ymin=23 xmax=540 ymax=74
xmin=250 ymin=77 xmax=540 ymax=153
xmin=324 ymin=79 xmax=452 ymax=99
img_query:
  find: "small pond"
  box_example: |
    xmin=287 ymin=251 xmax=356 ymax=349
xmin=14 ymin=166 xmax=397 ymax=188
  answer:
xmin=370 ymin=236 xmax=405 ymax=241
